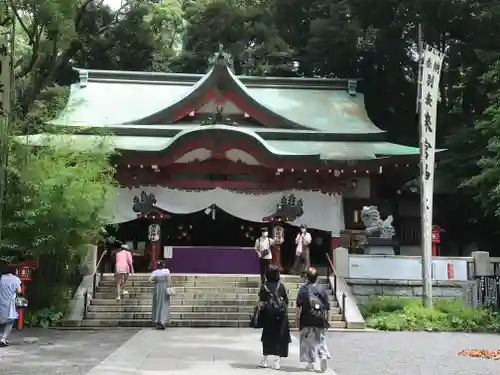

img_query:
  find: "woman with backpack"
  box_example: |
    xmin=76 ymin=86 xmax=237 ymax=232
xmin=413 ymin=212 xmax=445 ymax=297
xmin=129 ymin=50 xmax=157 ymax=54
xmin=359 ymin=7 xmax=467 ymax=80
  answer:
xmin=295 ymin=267 xmax=331 ymax=372
xmin=258 ymin=265 xmax=291 ymax=370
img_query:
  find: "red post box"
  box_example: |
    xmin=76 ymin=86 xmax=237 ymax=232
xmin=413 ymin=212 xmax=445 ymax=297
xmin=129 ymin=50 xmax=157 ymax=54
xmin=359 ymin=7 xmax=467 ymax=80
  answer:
xmin=431 ymin=225 xmax=444 ymax=257
xmin=13 ymin=261 xmax=38 ymax=330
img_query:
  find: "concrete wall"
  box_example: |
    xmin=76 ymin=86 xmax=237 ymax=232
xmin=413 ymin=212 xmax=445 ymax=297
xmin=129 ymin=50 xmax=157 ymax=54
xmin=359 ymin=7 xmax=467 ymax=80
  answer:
xmin=332 ymin=247 xmax=476 ymax=305
xmin=346 ymin=278 xmax=466 ymax=303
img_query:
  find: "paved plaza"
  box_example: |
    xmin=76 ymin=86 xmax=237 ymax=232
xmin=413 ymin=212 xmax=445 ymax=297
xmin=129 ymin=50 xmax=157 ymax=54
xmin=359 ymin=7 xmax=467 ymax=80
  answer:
xmin=1 ymin=328 xmax=500 ymax=375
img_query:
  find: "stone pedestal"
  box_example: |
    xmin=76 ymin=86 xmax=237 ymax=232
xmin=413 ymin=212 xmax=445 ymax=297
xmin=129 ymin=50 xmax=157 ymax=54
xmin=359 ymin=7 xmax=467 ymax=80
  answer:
xmin=81 ymin=244 xmax=97 ymax=275
xmin=471 ymin=251 xmax=493 ymax=276
xmin=364 ymin=237 xmax=395 ymax=255
xmin=333 ymin=247 xmax=349 ymax=277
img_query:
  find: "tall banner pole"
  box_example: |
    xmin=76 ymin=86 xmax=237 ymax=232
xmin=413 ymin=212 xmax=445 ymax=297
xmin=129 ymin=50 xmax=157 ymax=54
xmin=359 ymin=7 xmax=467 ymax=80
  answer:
xmin=0 ymin=7 xmax=13 ymax=243
xmin=418 ymin=35 xmax=445 ymax=308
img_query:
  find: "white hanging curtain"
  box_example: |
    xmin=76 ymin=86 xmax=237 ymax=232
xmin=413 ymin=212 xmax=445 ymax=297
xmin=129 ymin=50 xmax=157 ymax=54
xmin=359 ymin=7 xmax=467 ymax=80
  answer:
xmin=108 ymin=187 xmax=345 ymax=236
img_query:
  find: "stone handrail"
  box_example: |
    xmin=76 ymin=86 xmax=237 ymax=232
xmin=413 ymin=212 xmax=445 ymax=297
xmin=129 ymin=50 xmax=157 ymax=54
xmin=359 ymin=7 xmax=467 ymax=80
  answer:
xmin=326 ymin=253 xmax=365 ymax=329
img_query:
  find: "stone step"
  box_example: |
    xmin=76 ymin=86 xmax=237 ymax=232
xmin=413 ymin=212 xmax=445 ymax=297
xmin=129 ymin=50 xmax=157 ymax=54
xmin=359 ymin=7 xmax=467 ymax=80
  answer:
xmin=80 ymin=319 xmax=347 ymax=329
xmin=87 ymin=304 xmax=342 ymax=314
xmin=97 ymin=280 xmax=327 ymax=288
xmin=103 ymin=273 xmax=302 ymax=282
xmin=93 ymin=292 xmax=333 ymax=301
xmin=97 ymin=273 xmax=328 ymax=285
xmin=85 ymin=311 xmax=344 ymax=321
xmin=95 ymin=286 xmax=322 ymax=295
xmin=89 ymin=298 xmax=339 ymax=308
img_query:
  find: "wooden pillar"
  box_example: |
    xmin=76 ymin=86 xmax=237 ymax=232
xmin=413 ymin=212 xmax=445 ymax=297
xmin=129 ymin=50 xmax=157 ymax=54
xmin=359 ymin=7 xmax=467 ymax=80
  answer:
xmin=271 ymin=224 xmax=284 ymax=272
xmin=148 ymin=220 xmax=161 ymax=270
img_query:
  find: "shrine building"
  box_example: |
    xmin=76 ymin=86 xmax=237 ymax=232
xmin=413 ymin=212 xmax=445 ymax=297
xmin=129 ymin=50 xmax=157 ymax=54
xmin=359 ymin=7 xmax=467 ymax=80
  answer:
xmin=27 ymin=47 xmax=421 ymax=273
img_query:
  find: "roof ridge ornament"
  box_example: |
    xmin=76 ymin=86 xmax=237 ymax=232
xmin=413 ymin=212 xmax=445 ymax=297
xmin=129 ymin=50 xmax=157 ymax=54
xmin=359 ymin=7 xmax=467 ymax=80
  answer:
xmin=201 ymin=106 xmax=238 ymax=126
xmin=209 ymin=43 xmax=234 ymax=72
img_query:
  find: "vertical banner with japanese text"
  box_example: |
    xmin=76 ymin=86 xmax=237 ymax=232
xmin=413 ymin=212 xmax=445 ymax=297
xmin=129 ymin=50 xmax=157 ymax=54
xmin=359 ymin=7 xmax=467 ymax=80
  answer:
xmin=0 ymin=18 xmax=11 ymax=129
xmin=0 ymin=11 xmax=13 ymax=241
xmin=419 ymin=44 xmax=445 ymax=262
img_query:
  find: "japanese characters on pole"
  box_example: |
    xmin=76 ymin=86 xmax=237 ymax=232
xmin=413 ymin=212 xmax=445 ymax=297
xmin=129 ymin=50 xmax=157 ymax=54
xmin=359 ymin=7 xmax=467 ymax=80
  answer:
xmin=419 ymin=44 xmax=445 ymax=261
xmin=0 ymin=18 xmax=10 ymax=131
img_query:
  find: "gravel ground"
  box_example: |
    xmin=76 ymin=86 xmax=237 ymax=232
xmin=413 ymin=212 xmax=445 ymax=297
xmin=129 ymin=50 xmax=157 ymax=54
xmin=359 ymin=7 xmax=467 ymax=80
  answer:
xmin=325 ymin=331 xmax=500 ymax=375
xmin=0 ymin=328 xmax=138 ymax=375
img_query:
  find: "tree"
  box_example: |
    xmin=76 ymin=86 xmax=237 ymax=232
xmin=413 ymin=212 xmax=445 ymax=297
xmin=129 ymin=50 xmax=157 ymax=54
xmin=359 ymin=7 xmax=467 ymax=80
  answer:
xmin=466 ymin=57 xmax=500 ymax=215
xmin=9 ymin=0 xmax=178 ymax=116
xmin=170 ymin=0 xmax=294 ymax=75
xmin=1 ymin=137 xmax=117 ymax=310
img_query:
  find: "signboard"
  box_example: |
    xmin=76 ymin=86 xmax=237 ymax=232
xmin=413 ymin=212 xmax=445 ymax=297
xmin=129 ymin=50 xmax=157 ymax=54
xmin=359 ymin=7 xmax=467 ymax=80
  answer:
xmin=419 ymin=44 xmax=445 ymax=276
xmin=163 ymin=246 xmax=173 ymax=259
xmin=348 ymin=255 xmax=468 ymax=281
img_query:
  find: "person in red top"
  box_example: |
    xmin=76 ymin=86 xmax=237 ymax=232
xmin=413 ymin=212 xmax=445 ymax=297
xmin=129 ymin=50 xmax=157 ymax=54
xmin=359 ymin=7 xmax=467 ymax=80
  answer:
xmin=115 ymin=244 xmax=134 ymax=300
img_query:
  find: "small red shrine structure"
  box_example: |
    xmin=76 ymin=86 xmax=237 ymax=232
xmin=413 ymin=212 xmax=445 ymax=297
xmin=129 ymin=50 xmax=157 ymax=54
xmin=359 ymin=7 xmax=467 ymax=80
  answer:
xmin=12 ymin=260 xmax=38 ymax=329
xmin=29 ymin=46 xmax=422 ymax=273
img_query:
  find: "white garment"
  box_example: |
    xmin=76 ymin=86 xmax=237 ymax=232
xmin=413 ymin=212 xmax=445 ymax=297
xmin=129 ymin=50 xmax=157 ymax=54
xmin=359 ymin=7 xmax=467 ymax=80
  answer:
xmin=295 ymin=232 xmax=312 ymax=256
xmin=0 ymin=274 xmax=21 ymax=323
xmin=151 ymin=268 xmax=170 ymax=278
xmin=254 ymin=237 xmax=275 ymax=260
xmin=296 ymin=232 xmax=312 ymax=246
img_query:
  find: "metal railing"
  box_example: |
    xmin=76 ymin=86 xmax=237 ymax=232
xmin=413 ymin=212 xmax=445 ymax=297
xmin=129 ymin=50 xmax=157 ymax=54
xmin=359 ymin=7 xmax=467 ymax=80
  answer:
xmin=83 ymin=250 xmax=107 ymax=319
xmin=326 ymin=253 xmax=346 ymax=321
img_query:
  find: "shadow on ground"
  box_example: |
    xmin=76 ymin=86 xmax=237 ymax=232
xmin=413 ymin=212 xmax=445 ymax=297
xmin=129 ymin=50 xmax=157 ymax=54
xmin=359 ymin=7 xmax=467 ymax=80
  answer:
xmin=0 ymin=329 xmax=138 ymax=375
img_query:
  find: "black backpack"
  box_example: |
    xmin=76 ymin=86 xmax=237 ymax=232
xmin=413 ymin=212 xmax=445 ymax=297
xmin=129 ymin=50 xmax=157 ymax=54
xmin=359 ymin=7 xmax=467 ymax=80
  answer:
xmin=264 ymin=283 xmax=286 ymax=319
xmin=306 ymin=284 xmax=327 ymax=326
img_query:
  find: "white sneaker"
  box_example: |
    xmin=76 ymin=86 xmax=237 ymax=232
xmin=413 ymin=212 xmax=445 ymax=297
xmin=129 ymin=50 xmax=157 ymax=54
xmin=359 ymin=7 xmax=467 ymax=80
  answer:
xmin=306 ymin=363 xmax=315 ymax=372
xmin=121 ymin=290 xmax=129 ymax=295
xmin=259 ymin=357 xmax=269 ymax=368
xmin=116 ymin=295 xmax=121 ymax=301
xmin=273 ymin=358 xmax=280 ymax=370
xmin=320 ymin=358 xmax=328 ymax=372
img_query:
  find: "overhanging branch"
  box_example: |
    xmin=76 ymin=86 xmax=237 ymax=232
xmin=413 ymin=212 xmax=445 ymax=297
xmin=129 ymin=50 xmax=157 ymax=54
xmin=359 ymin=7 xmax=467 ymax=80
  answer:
xmin=8 ymin=0 xmax=34 ymax=44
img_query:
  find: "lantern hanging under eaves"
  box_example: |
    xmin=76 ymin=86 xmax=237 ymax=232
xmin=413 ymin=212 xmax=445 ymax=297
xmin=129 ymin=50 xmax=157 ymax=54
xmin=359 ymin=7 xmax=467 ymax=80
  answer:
xmin=273 ymin=225 xmax=284 ymax=245
xmin=148 ymin=224 xmax=161 ymax=241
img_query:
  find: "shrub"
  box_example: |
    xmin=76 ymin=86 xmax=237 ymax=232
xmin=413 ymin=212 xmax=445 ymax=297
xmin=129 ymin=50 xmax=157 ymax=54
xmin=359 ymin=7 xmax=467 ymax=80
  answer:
xmin=361 ymin=297 xmax=500 ymax=332
xmin=24 ymin=308 xmax=65 ymax=328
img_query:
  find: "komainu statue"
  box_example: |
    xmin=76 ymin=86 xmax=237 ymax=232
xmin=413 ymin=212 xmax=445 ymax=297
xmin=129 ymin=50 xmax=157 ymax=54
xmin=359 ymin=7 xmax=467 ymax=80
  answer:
xmin=360 ymin=205 xmax=395 ymax=239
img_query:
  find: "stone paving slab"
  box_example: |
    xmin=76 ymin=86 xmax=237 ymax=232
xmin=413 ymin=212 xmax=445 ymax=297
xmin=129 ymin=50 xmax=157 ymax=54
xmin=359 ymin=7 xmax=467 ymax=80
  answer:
xmin=86 ymin=328 xmax=338 ymax=375
xmin=0 ymin=329 xmax=138 ymax=375
xmin=3 ymin=328 xmax=499 ymax=375
xmin=325 ymin=331 xmax=500 ymax=375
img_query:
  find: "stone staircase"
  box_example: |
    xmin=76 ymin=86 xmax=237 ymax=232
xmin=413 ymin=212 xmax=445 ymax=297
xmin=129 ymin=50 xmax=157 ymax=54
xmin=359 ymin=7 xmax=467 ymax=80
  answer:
xmin=81 ymin=274 xmax=346 ymax=328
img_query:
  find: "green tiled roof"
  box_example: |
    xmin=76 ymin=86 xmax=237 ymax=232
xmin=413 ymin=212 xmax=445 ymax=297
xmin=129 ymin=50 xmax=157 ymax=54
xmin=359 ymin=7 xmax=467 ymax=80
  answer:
xmin=51 ymin=68 xmax=383 ymax=135
xmin=20 ymin=126 xmax=419 ymax=160
xmin=41 ymin=67 xmax=423 ymax=162
xmin=51 ymin=81 xmax=191 ymax=126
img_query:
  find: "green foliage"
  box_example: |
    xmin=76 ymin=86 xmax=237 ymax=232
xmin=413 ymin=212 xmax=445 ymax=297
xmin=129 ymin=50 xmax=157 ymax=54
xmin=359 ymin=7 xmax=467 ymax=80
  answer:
xmin=24 ymin=308 xmax=65 ymax=328
xmin=3 ymin=139 xmax=116 ymax=255
xmin=361 ymin=297 xmax=500 ymax=332
xmin=0 ymin=134 xmax=117 ymax=309
xmin=172 ymin=0 xmax=294 ymax=75
xmin=465 ymin=58 xmax=500 ymax=216
xmin=11 ymin=0 xmax=174 ymax=116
